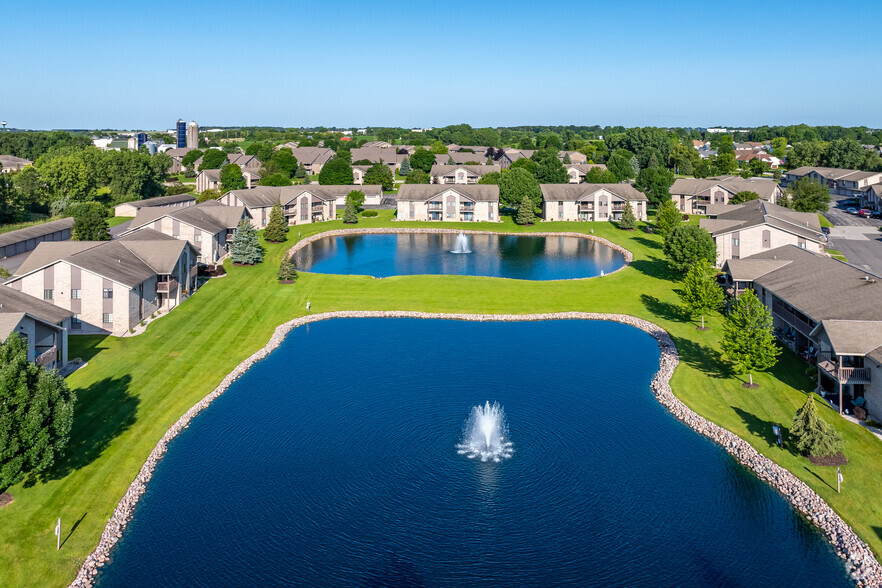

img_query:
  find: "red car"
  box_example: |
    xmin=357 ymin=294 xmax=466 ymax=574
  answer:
xmin=859 ymin=208 xmax=873 ymax=217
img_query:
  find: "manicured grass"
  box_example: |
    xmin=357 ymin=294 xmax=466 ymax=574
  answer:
xmin=819 ymin=213 xmax=834 ymax=228
xmin=0 ymin=216 xmax=55 ymax=234
xmin=825 ymin=248 xmax=848 ymax=261
xmin=3 ymin=211 xmax=882 ymax=587
xmin=105 ymin=216 xmax=132 ymax=228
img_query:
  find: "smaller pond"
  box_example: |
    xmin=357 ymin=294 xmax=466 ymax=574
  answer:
xmin=292 ymin=233 xmax=626 ymax=280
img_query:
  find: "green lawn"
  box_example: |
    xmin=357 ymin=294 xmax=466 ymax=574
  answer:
xmin=3 ymin=211 xmax=882 ymax=587
xmin=0 ymin=216 xmax=55 ymax=234
xmin=819 ymin=213 xmax=834 ymax=228
xmin=825 ymin=248 xmax=848 ymax=262
xmin=106 ymin=216 xmax=132 ymax=228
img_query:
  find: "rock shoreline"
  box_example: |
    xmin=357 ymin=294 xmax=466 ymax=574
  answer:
xmin=286 ymin=227 xmax=633 ymax=277
xmin=70 ymin=311 xmax=881 ymax=587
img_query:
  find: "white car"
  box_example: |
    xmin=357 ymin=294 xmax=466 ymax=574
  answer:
xmin=846 ymin=207 xmax=859 ymax=214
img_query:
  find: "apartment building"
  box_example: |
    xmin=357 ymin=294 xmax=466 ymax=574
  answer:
xmin=540 ymin=184 xmax=648 ymax=222
xmin=396 ymin=185 xmax=499 ymax=222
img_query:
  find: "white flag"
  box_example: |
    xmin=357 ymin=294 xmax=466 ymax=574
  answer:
xmin=55 ymin=518 xmax=60 ymax=537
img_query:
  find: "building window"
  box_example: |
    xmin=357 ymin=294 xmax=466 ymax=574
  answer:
xmin=798 ymin=238 xmax=806 ymax=249
xmin=301 ymin=213 xmax=308 ymax=221
xmin=732 ymin=255 xmax=740 ymax=260
xmin=72 ymin=314 xmax=82 ymax=329
xmin=732 ymin=238 xmax=740 ymax=246
xmin=102 ymin=313 xmax=113 ymax=324
xmin=489 ymin=209 xmax=494 ymax=220
xmin=195 ymin=233 xmax=202 ymax=242
xmin=71 ymin=289 xmax=82 ymax=299
xmin=44 ymin=289 xmax=53 ymax=300
xmin=103 ymin=288 xmax=113 ymax=299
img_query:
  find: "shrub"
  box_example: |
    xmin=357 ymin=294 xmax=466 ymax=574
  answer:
xmin=361 ymin=210 xmax=379 ymax=217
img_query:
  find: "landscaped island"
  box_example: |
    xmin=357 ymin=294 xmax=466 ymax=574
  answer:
xmin=3 ymin=211 xmax=882 ymax=587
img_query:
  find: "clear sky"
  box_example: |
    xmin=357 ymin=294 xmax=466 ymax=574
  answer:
xmin=4 ymin=0 xmax=880 ymax=130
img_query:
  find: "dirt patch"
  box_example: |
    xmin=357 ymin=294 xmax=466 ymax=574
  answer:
xmin=696 ymin=326 xmax=708 ymax=331
xmin=0 ymin=492 xmax=13 ymax=508
xmin=278 ymin=280 xmax=296 ymax=284
xmin=808 ymin=452 xmax=849 ymax=466
xmin=742 ymin=382 xmax=759 ymax=389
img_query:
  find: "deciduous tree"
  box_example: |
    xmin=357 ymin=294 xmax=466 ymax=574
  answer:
xmin=499 ymin=168 xmax=541 ymax=213
xmin=678 ymin=260 xmax=725 ymax=328
xmin=405 ymin=169 xmax=430 ymax=184
xmin=261 ymin=172 xmax=292 ymax=186
xmin=220 ymin=163 xmax=246 ymax=191
xmin=410 ymin=148 xmax=436 ymax=173
xmin=730 ymin=190 xmax=759 ymax=204
xmin=635 ymin=167 xmax=675 ymax=205
xmin=199 ymin=149 xmax=228 ymax=170
xmin=364 ymin=163 xmax=394 ymax=191
xmin=318 ymin=157 xmax=354 ymax=185
xmin=181 ymin=149 xmax=203 ymax=170
xmin=663 ymin=224 xmax=716 ymax=273
xmin=721 ymin=289 xmax=780 ymax=387
xmin=784 ymin=177 xmax=831 ymax=212
xmin=71 ymin=202 xmax=110 ymax=241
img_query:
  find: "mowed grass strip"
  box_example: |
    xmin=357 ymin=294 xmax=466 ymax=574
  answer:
xmin=1 ymin=210 xmax=881 ymax=587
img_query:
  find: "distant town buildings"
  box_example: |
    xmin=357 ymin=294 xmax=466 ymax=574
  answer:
xmin=187 ymin=121 xmax=199 ymax=149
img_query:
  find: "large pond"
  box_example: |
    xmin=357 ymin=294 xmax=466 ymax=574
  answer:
xmin=97 ymin=319 xmax=849 ymax=587
xmin=292 ymin=233 xmax=626 ymax=279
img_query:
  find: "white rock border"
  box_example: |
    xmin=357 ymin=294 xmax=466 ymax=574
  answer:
xmin=69 ymin=311 xmax=882 ymax=587
xmin=286 ymin=227 xmax=633 ymax=279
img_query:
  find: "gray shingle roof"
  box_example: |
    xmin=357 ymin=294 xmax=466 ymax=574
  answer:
xmin=117 ymin=193 xmax=196 ymax=210
xmin=0 ymin=218 xmax=75 ymax=248
xmin=349 ymin=147 xmax=407 ymax=164
xmin=396 ymin=184 xmax=500 ymax=202
xmin=128 ymin=201 xmax=246 ymax=234
xmin=810 ymin=320 xmax=882 ymax=357
xmin=0 ymin=286 xmax=73 ymax=326
xmin=225 ymin=185 xmax=384 ymax=208
xmin=430 ymin=165 xmax=500 ymax=177
xmin=784 ymin=166 xmax=882 ymax=182
xmin=287 ymin=147 xmax=336 ymax=166
xmin=539 ymin=183 xmax=648 ymax=202
xmin=13 ymin=241 xmax=102 ymax=276
xmin=699 ymin=201 xmax=822 ymax=241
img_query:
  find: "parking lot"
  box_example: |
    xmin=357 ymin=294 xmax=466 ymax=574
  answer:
xmin=824 ymin=196 xmax=882 ymax=275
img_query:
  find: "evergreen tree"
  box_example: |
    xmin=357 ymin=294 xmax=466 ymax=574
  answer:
xmin=447 ymin=155 xmax=455 ymax=165
xmin=294 ymin=164 xmax=307 ymax=179
xmin=654 ymin=199 xmax=682 ymax=238
xmin=791 ymin=394 xmax=844 ymax=458
xmin=277 ymin=253 xmax=298 ymax=283
xmin=263 ymin=200 xmax=289 ymax=242
xmin=399 ymin=156 xmax=411 ymax=176
xmin=0 ymin=333 xmax=76 ymax=491
xmin=663 ymin=225 xmax=717 ymax=273
xmin=562 ymin=152 xmax=572 ymax=164
xmin=71 ymin=203 xmax=110 ymax=241
xmin=619 ymin=201 xmax=637 ymax=229
xmin=343 ymin=198 xmax=358 ymax=223
xmin=515 ymin=193 xmax=536 ymax=225
xmin=721 ymin=289 xmax=780 ymax=387
xmin=678 ymin=260 xmax=725 ymax=328
xmin=230 ymin=218 xmax=263 ymax=265
xmin=730 ymin=190 xmax=759 ymax=204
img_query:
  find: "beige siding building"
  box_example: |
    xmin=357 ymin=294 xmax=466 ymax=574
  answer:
xmin=219 ymin=185 xmax=384 ymax=228
xmin=430 ymin=165 xmax=501 ymax=184
xmin=350 ymin=147 xmax=408 ymax=172
xmin=564 ymin=163 xmax=608 ymax=183
xmin=396 ymin=185 xmax=500 ymax=222
xmin=285 ymin=147 xmax=336 ymax=175
xmin=700 ymin=201 xmax=825 ymax=265
xmin=670 ymin=176 xmax=783 ymax=215
xmin=0 ymin=155 xmax=33 ymax=172
xmin=0 ymin=286 xmax=72 ymax=369
xmin=5 ymin=230 xmax=199 ymax=335
xmin=122 ymin=201 xmax=248 ymax=264
xmin=113 ymin=193 xmax=196 ymax=217
xmin=195 ymin=169 xmax=260 ymax=193
xmin=781 ymin=166 xmax=882 ymax=203
xmin=540 ymin=184 xmax=649 ymax=222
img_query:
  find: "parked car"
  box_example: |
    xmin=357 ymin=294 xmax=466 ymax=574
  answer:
xmin=821 ymin=226 xmax=831 ymax=235
xmin=846 ymin=207 xmax=859 ymax=214
xmin=859 ymin=209 xmax=873 ymax=217
xmin=871 ymin=211 xmax=882 ymax=219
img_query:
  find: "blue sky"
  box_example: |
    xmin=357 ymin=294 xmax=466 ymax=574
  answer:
xmin=3 ymin=0 xmax=880 ymax=130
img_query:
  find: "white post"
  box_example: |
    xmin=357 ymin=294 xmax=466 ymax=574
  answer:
xmin=55 ymin=518 xmax=61 ymax=550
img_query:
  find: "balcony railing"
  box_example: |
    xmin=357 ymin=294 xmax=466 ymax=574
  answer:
xmin=428 ymin=205 xmax=443 ymax=211
xmin=157 ymin=278 xmax=179 ymax=294
xmin=817 ymin=351 xmax=871 ymax=384
xmin=772 ymin=300 xmax=815 ymax=337
xmin=461 ymin=204 xmax=475 ymax=211
xmin=36 ymin=345 xmax=57 ymax=367
xmin=579 ymin=204 xmax=594 ymax=211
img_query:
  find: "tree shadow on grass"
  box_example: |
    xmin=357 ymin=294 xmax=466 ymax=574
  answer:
xmin=631 ymin=235 xmax=663 ymax=251
xmin=68 ymin=334 xmax=111 ymax=363
xmin=671 ymin=335 xmax=735 ymax=380
xmin=629 ymin=257 xmax=681 ymax=282
xmin=804 ymin=466 xmax=835 ymax=492
xmin=32 ymin=374 xmax=138 ymax=484
xmin=641 ymin=294 xmax=689 ymax=323
xmin=731 ymin=405 xmax=787 ymax=448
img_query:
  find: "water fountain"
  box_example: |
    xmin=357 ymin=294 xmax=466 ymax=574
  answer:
xmin=457 ymin=401 xmax=513 ymax=462
xmin=450 ymin=232 xmax=471 ymax=254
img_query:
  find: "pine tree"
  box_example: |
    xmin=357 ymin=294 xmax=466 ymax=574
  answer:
xmin=515 ymin=193 xmax=535 ymax=225
xmin=343 ymin=197 xmax=358 ymax=224
xmin=679 ymin=260 xmax=725 ymax=329
xmin=277 ymin=253 xmax=298 ymax=283
xmin=399 ymin=156 xmax=411 ymax=176
xmin=230 ymin=219 xmax=263 ymax=265
xmin=654 ymin=199 xmax=682 ymax=238
xmin=619 ymin=201 xmax=637 ymax=229
xmin=791 ymin=394 xmax=843 ymax=457
xmin=721 ymin=289 xmax=780 ymax=387
xmin=263 ymin=199 xmax=289 ymax=243
xmin=562 ymin=152 xmax=572 ymax=164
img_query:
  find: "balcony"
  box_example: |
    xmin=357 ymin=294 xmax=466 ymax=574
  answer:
xmin=460 ymin=204 xmax=475 ymax=211
xmin=157 ymin=278 xmax=179 ymax=294
xmin=817 ymin=351 xmax=871 ymax=384
xmin=771 ymin=300 xmax=815 ymax=337
xmin=578 ymin=204 xmax=594 ymax=211
xmin=35 ymin=346 xmax=57 ymax=367
xmin=428 ymin=204 xmax=443 ymax=211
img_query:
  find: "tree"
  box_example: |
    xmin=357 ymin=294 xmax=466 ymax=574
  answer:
xmin=37 ymin=154 xmax=94 ymax=213
xmin=663 ymin=225 xmax=716 ymax=273
xmin=270 ymin=148 xmax=298 ymax=178
xmin=230 ymin=218 xmax=262 ymax=265
xmin=678 ymin=260 xmax=725 ymax=328
xmin=430 ymin=141 xmax=448 ymax=154
xmin=654 ymin=199 xmax=682 ymax=238
xmin=515 ymin=193 xmax=536 ymax=225
xmin=618 ymin=201 xmax=636 ymax=229
xmin=181 ymin=149 xmax=203 ymax=170
xmin=562 ymin=152 xmax=572 ymax=164
xmin=784 ymin=177 xmax=831 ymax=212
xmin=748 ymin=159 xmax=766 ymax=177
xmin=720 ymin=289 xmax=780 ymax=387
xmin=364 ymin=163 xmax=394 ymax=191
xmin=532 ymin=149 xmax=568 ymax=183
xmin=607 ymin=153 xmax=635 ymax=182
xmin=510 ymin=157 xmax=539 ymax=177
xmin=220 ymin=163 xmax=246 ymax=191
xmin=635 ymin=167 xmax=675 ymax=205
xmin=499 ymin=168 xmax=542 ymax=213
xmin=826 ymin=138 xmax=864 ymax=169
xmin=584 ymin=167 xmax=618 ymax=183
xmin=770 ymin=137 xmax=788 ymax=158
xmin=0 ymin=333 xmax=76 ymax=491
xmin=343 ymin=192 xmax=359 ymax=224
xmin=71 ymin=202 xmax=110 ymax=241
xmin=405 ymin=169 xmax=430 ymax=184
xmin=713 ymin=153 xmax=737 ymax=175
xmin=0 ymin=174 xmax=25 ymax=224
xmin=693 ymin=159 xmax=712 ymax=179
xmin=277 ymin=253 xmax=298 ymax=283
xmin=410 ymin=147 xmax=436 ymax=173
xmin=12 ymin=165 xmax=46 ymax=211
xmin=478 ymin=171 xmax=503 ymax=185
xmin=294 ymin=164 xmax=307 ymax=179
xmin=261 ymin=172 xmax=292 ymax=186
xmin=399 ymin=156 xmax=411 ymax=176
xmin=318 ymin=157 xmax=354 ymax=185
xmin=790 ymin=394 xmax=843 ymax=458
xmin=263 ymin=200 xmax=289 ymax=243
xmin=346 ymin=189 xmax=365 ymax=211
xmin=196 ymin=188 xmax=223 ymax=203
xmin=199 ymin=149 xmax=227 ymax=170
